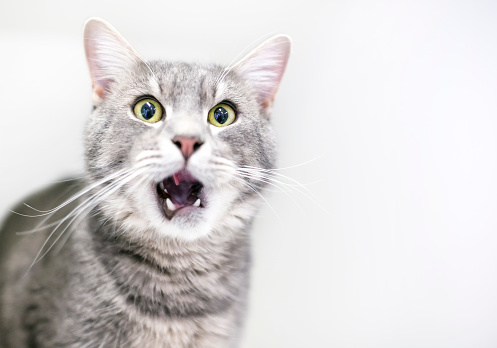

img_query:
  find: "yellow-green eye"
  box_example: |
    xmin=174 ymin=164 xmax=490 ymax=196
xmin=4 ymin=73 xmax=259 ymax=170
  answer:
xmin=133 ymin=98 xmax=163 ymax=123
xmin=208 ymin=103 xmax=236 ymax=127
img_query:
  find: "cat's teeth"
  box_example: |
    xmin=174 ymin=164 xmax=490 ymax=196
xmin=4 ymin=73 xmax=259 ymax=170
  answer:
xmin=166 ymin=198 xmax=176 ymax=211
xmin=159 ymin=181 xmax=167 ymax=193
xmin=193 ymin=199 xmax=201 ymax=207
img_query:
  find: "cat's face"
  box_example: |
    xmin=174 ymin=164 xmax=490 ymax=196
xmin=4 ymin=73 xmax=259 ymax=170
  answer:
xmin=83 ymin=19 xmax=290 ymax=241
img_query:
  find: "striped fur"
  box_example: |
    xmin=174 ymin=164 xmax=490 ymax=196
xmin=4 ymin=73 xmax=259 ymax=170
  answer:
xmin=0 ymin=18 xmax=290 ymax=347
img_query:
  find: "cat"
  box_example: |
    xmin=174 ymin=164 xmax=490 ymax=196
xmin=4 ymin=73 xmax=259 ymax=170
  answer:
xmin=0 ymin=18 xmax=290 ymax=348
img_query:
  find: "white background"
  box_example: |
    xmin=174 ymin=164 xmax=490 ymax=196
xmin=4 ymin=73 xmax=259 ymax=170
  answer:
xmin=1 ymin=0 xmax=497 ymax=347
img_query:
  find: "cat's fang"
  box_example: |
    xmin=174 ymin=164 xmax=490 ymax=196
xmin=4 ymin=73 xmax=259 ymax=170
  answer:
xmin=166 ymin=198 xmax=176 ymax=211
xmin=193 ymin=199 xmax=201 ymax=207
xmin=159 ymin=181 xmax=168 ymax=193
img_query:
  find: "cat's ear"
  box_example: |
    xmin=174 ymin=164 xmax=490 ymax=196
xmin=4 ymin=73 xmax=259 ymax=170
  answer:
xmin=232 ymin=35 xmax=291 ymax=114
xmin=83 ymin=18 xmax=142 ymax=105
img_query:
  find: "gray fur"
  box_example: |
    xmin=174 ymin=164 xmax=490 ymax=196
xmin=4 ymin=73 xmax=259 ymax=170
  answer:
xmin=0 ymin=18 xmax=290 ymax=347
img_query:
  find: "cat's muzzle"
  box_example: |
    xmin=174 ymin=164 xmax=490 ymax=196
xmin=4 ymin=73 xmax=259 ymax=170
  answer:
xmin=156 ymin=169 xmax=205 ymax=219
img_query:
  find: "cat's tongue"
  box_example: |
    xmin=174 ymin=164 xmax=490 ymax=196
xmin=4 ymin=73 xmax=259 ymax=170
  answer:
xmin=172 ymin=169 xmax=196 ymax=186
xmin=161 ymin=169 xmax=202 ymax=207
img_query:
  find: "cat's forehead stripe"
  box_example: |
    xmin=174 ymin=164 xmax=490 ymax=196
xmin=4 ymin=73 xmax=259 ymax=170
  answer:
xmin=152 ymin=65 xmax=216 ymax=111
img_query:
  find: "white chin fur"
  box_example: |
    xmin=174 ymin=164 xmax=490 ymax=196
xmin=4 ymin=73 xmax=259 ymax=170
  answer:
xmin=123 ymin=185 xmax=238 ymax=241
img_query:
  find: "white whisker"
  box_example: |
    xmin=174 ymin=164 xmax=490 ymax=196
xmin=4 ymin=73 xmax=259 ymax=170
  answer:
xmin=233 ymin=171 xmax=306 ymax=212
xmin=23 ymin=164 xmax=152 ymax=275
xmin=230 ymin=176 xmax=280 ymax=221
xmin=11 ymin=167 xmax=131 ymax=217
xmin=239 ymin=166 xmax=326 ymax=213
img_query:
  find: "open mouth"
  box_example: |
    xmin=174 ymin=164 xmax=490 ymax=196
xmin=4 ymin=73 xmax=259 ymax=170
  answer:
xmin=156 ymin=169 xmax=205 ymax=220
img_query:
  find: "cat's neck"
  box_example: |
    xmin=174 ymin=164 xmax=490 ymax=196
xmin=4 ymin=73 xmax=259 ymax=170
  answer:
xmin=89 ymin=209 xmax=252 ymax=265
xmin=85 ymin=211 xmax=251 ymax=320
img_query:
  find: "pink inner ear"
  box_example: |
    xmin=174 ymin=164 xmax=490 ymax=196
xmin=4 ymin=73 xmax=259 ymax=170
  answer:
xmin=83 ymin=18 xmax=141 ymax=101
xmin=85 ymin=42 xmax=108 ymax=93
xmin=85 ymin=42 xmax=113 ymax=100
xmin=234 ymin=36 xmax=291 ymax=108
xmin=93 ymin=84 xmax=105 ymax=99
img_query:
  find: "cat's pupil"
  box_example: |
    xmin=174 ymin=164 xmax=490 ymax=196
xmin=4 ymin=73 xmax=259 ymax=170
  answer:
xmin=214 ymin=107 xmax=229 ymax=124
xmin=141 ymin=102 xmax=156 ymax=120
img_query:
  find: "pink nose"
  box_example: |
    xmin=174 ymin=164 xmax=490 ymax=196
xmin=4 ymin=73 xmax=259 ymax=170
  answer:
xmin=172 ymin=136 xmax=203 ymax=160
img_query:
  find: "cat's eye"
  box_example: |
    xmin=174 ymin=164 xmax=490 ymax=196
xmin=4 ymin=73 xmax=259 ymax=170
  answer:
xmin=208 ymin=103 xmax=236 ymax=127
xmin=133 ymin=98 xmax=163 ymax=123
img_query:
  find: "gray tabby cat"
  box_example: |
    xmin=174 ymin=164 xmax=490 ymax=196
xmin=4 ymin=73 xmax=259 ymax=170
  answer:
xmin=0 ymin=18 xmax=290 ymax=347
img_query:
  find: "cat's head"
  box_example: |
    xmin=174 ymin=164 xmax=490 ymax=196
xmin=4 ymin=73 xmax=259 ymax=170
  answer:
xmin=83 ymin=18 xmax=290 ymax=241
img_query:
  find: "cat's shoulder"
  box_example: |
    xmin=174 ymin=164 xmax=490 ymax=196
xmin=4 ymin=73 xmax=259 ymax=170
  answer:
xmin=0 ymin=178 xmax=85 ymax=259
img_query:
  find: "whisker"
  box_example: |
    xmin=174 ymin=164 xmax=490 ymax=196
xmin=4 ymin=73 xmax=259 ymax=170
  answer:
xmin=230 ymin=176 xmax=280 ymax=221
xmin=243 ymin=154 xmax=326 ymax=171
xmin=14 ymin=166 xmax=150 ymax=239
xmin=233 ymin=171 xmax=306 ymax=212
xmin=38 ymin=167 xmax=150 ymax=261
xmin=49 ymin=176 xmax=88 ymax=184
xmin=11 ymin=167 xmax=132 ymax=217
xmin=134 ymin=150 xmax=163 ymax=162
xmin=13 ymin=158 xmax=160 ymax=218
xmin=16 ymin=219 xmax=66 ymax=236
xmin=24 ymin=166 xmax=151 ymax=275
xmin=238 ymin=166 xmax=325 ymax=212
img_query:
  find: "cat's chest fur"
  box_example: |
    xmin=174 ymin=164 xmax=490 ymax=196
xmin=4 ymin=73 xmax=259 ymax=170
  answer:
xmin=77 ymin=232 xmax=248 ymax=348
xmin=5 ymin=197 xmax=250 ymax=347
